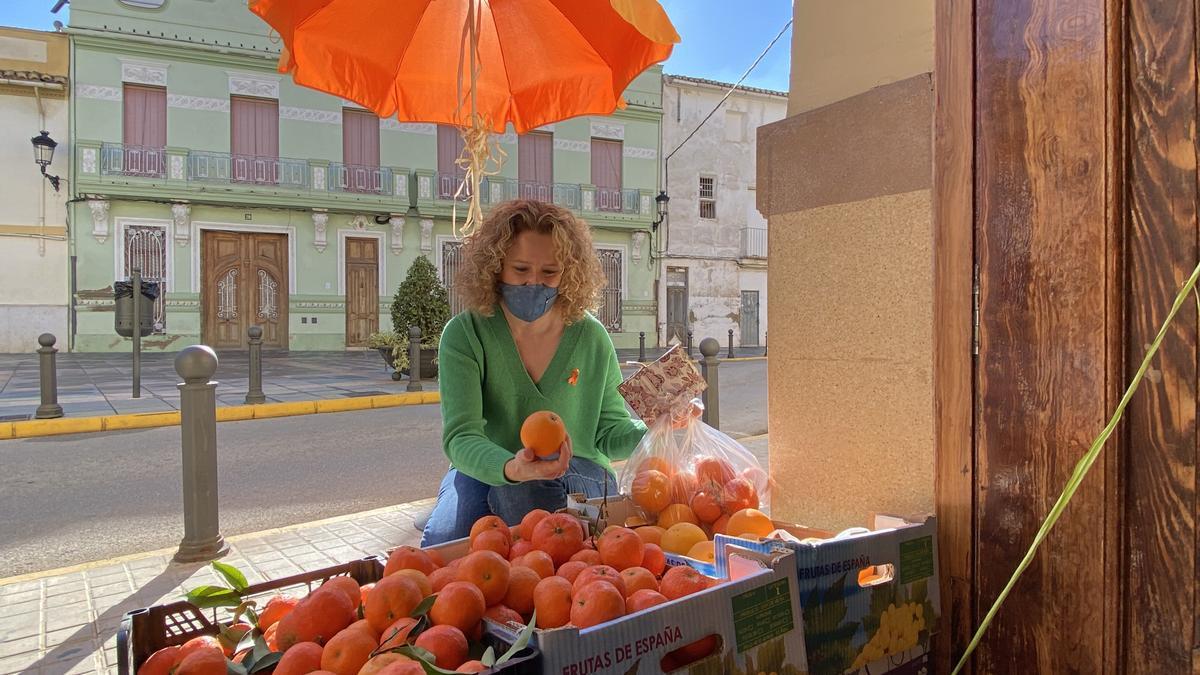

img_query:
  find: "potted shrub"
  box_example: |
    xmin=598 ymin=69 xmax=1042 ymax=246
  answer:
xmin=366 ymin=331 xmax=409 ymax=380
xmin=390 ymin=255 xmax=450 ymax=379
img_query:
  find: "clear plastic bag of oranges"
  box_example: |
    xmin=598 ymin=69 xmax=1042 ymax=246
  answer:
xmin=617 ymin=401 xmax=772 ymax=538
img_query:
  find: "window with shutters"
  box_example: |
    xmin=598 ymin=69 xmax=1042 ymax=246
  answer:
xmin=699 ymin=175 xmax=716 ymax=219
xmin=595 ymin=247 xmax=623 ymax=332
xmin=340 ymin=108 xmax=382 ymax=193
xmin=591 ymin=138 xmax=623 ymax=212
xmin=121 ymin=84 xmax=167 ymax=178
xmin=437 ymin=124 xmax=469 ymax=199
xmin=230 ymin=96 xmax=280 ymax=184
xmin=122 ymin=223 xmax=168 ymax=333
xmin=518 ymin=131 xmax=554 ymax=202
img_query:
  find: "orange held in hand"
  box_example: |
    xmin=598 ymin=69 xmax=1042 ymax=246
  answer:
xmin=521 ymin=410 xmax=567 ymax=458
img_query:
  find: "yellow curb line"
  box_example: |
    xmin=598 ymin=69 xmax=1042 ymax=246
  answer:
xmin=0 ymin=497 xmax=440 ymax=587
xmin=2 ymin=392 xmax=440 ymax=441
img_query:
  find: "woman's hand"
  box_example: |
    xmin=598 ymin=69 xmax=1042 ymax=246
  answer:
xmin=503 ymin=434 xmax=574 ymax=482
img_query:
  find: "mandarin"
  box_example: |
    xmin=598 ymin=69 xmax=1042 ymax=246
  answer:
xmin=642 ymin=543 xmax=667 ymax=576
xmin=555 ymin=560 xmax=588 ymax=584
xmin=597 ymin=527 xmax=645 ymax=571
xmin=276 ymin=588 xmax=356 ymax=649
xmin=660 ymin=522 xmax=707 ymax=556
xmin=413 ymin=624 xmax=468 ymax=670
xmin=319 ymin=627 xmax=375 ymax=675
xmin=626 ymin=589 xmax=670 ymax=614
xmin=726 ymin=508 xmax=773 ymax=538
xmin=619 ymin=567 xmax=659 ymax=597
xmin=363 ymin=574 xmax=423 ymax=635
xmin=520 ymin=411 xmax=567 ymax=458
xmin=516 ymin=550 xmax=555 ymax=579
xmin=631 ymin=469 xmax=671 ymax=514
xmin=532 ymin=575 xmax=573 ymax=629
xmin=660 ymin=565 xmax=711 ymax=600
xmin=384 ymin=546 xmax=436 ymax=577
xmin=502 ymin=565 xmax=540 ymax=616
xmin=657 ymin=503 xmax=699 ymax=530
xmin=570 ymin=581 xmax=626 ymax=628
xmin=531 ymin=513 xmax=585 ymax=566
xmin=458 ymin=550 xmax=511 ymax=607
xmin=428 ymin=581 xmax=486 ymax=634
xmin=572 ymin=565 xmax=626 ymax=596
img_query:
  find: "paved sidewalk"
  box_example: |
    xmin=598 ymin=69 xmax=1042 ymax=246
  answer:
xmin=0 ymin=351 xmax=437 ymax=421
xmin=0 ymin=434 xmax=770 ymax=675
xmin=0 ymin=498 xmax=433 ymax=675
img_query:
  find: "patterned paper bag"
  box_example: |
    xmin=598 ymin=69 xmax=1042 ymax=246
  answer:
xmin=617 ymin=344 xmax=707 ymax=427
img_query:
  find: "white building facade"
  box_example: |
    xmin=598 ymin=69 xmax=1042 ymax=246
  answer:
xmin=0 ymin=27 xmax=70 ymax=353
xmin=658 ymin=75 xmax=785 ymax=350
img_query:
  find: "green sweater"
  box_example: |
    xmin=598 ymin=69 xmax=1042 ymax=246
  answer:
xmin=439 ymin=308 xmax=648 ymax=486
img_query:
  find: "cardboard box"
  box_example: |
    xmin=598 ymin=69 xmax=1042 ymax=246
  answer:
xmin=485 ymin=541 xmax=809 ymax=675
xmin=717 ymin=515 xmax=940 ymax=675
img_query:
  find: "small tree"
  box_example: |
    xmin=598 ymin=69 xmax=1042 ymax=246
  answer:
xmin=391 ymin=255 xmax=451 ymax=347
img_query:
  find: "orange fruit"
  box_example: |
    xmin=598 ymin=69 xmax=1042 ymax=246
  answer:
xmin=669 ymin=471 xmax=698 ymax=504
xmin=741 ymin=466 xmax=770 ymax=493
xmin=391 ymin=569 xmax=432 ymax=598
xmin=347 ymin=619 xmax=379 ymax=642
xmin=359 ymin=584 xmax=375 ymax=608
xmin=320 ymin=627 xmax=376 ymax=675
xmin=177 ymin=636 xmax=222 ymax=662
xmin=711 ymin=514 xmax=731 ymax=536
xmin=510 ymin=523 xmax=525 ymax=543
xmin=572 ymin=565 xmax=627 ymax=596
xmin=455 ymin=661 xmax=489 ymax=673
xmin=690 ymin=490 xmax=723 ymax=523
xmin=520 ymin=411 xmax=567 ymax=457
xmin=425 ymin=549 xmax=446 ymax=568
xmin=174 ymin=649 xmax=226 ymax=675
xmin=503 ymin=565 xmax=540 ymax=616
xmin=520 ymin=508 xmax=551 ymax=536
xmin=722 ymin=477 xmax=759 ymax=513
xmin=139 ymin=646 xmax=181 ymax=675
xmin=634 ymin=526 xmax=665 ymax=546
xmin=686 ymin=540 xmax=716 ymax=563
xmin=509 ymin=539 xmax=535 ymax=561
xmin=363 ymin=574 xmax=423 ymax=635
xmin=660 ymin=565 xmax=711 ymax=600
xmin=532 ymin=575 xmax=574 ymax=629
xmin=375 ymin=662 xmax=423 ymax=675
xmin=636 ymin=456 xmax=675 ymax=477
xmin=484 ymin=604 xmax=526 ymax=627
xmin=661 ymin=522 xmax=707 ymax=556
xmin=531 ymin=513 xmax=586 ymax=566
xmin=631 ymin=469 xmax=672 ymax=514
xmin=263 ymin=623 xmax=279 ymax=651
xmin=258 ymin=593 xmax=300 ymax=630
xmin=555 ymin=560 xmax=588 ymax=584
xmin=657 ymin=503 xmax=699 ymax=530
xmin=695 ymin=457 xmax=735 ymax=486
xmin=619 ymin=567 xmax=659 ymax=597
xmin=414 ymin=624 xmax=468 ymax=670
xmin=626 ymin=589 xmax=669 ymax=614
xmin=384 ymin=546 xmax=436 ymax=577
xmin=377 ymin=617 xmax=418 ymax=651
xmin=469 ymin=515 xmax=511 ymax=544
xmin=571 ymin=581 xmax=626 ymax=628
xmin=429 ymin=581 xmax=486 ymax=635
xmin=569 ymin=548 xmax=602 ymax=565
xmin=597 ymin=527 xmax=645 ymax=571
xmin=357 ymin=654 xmax=412 ymax=675
xmin=726 ymin=508 xmax=773 ymax=538
xmin=320 ymin=577 xmax=362 ymax=611
xmin=277 ymin=588 xmax=356 ymax=649
xmin=642 ymin=543 xmax=667 ymax=576
xmin=458 ymin=550 xmax=511 ymax=607
xmin=429 ymin=566 xmax=458 ymax=592
xmin=516 ymin=550 xmax=555 ymax=579
xmin=470 ymin=529 xmax=512 ymax=558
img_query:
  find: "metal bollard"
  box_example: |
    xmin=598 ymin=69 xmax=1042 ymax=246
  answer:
xmin=727 ymin=328 xmax=735 ymax=359
xmin=174 ymin=345 xmax=229 ymax=563
xmin=764 ymin=330 xmax=768 ymax=357
xmin=407 ymin=326 xmax=423 ymax=392
xmin=245 ymin=326 xmax=266 ymax=404
xmin=687 ymin=330 xmax=694 ymax=358
xmin=699 ymin=338 xmax=720 ymax=429
xmin=639 ymin=331 xmax=646 ymax=362
xmin=132 ymin=268 xmax=142 ymax=398
xmin=35 ymin=333 xmax=63 ymax=419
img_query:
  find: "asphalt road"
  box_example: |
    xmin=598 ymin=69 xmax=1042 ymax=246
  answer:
xmin=0 ymin=360 xmax=766 ymax=576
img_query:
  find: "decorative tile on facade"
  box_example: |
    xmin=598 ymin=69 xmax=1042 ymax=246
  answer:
xmin=312 ymin=212 xmax=329 ymax=253
xmin=418 ymin=175 xmax=432 ymax=199
xmin=228 ymin=72 xmax=279 ymax=99
xmin=88 ymin=199 xmax=110 ymax=244
xmin=640 ymin=195 xmax=651 ymax=215
xmin=381 ymin=119 xmax=436 ymax=135
xmin=393 ymin=174 xmax=408 ymax=199
xmin=554 ymin=139 xmax=590 ymax=153
xmin=312 ymin=166 xmax=327 ymax=191
xmin=75 ymin=83 xmax=122 ymax=101
xmin=632 ymin=231 xmax=647 ymax=260
xmin=171 ymin=203 xmax=191 ymax=246
xmin=389 ymin=217 xmax=405 ymax=255
xmin=420 ymin=219 xmax=434 ymax=253
xmin=167 ymin=94 xmax=229 ymax=112
xmin=169 ymin=154 xmax=185 ymax=180
xmin=590 ymin=120 xmax=625 ymax=140
xmin=624 ymin=146 xmax=658 ymax=160
xmin=280 ymin=106 xmax=341 ymax=125
xmin=80 ymin=148 xmax=98 ymax=174
xmin=120 ymin=59 xmax=168 ymax=86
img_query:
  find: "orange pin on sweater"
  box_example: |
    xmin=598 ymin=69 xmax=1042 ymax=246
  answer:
xmin=567 ymin=368 xmax=580 ymax=386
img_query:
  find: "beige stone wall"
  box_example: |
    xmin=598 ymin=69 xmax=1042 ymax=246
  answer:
xmin=788 ymin=0 xmax=933 ymax=116
xmin=762 ymin=0 xmax=934 ymax=529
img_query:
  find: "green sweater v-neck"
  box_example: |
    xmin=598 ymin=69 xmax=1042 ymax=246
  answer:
xmin=438 ymin=308 xmax=647 ymax=486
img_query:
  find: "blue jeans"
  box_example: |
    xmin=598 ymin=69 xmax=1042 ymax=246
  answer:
xmin=419 ymin=458 xmax=618 ymax=546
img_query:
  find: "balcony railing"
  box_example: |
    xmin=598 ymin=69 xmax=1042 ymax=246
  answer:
xmin=742 ymin=227 xmax=768 ymax=258
xmin=331 ymin=163 xmax=392 ymax=195
xmin=187 ymin=151 xmax=308 ymax=189
xmin=101 ymin=143 xmax=166 ymax=178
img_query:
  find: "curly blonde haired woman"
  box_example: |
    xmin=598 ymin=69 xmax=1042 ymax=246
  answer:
xmin=420 ymin=200 xmax=647 ymax=545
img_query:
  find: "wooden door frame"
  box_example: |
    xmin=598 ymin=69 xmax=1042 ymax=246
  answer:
xmin=197 ymin=225 xmax=293 ymax=350
xmin=336 ymin=229 xmax=386 ymax=297
xmin=343 ymin=235 xmax=381 ymax=348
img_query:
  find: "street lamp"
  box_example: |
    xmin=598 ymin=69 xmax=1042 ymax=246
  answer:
xmin=652 ymin=190 xmax=669 ymax=232
xmin=31 ymin=130 xmax=61 ymax=192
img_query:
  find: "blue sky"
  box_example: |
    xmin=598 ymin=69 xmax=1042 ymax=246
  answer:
xmin=0 ymin=0 xmax=792 ymax=92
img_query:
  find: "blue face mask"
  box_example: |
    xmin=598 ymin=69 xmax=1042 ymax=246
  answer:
xmin=499 ymin=283 xmax=559 ymax=323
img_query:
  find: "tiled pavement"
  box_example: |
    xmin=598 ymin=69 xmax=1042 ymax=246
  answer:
xmin=0 ymin=351 xmax=439 ymax=421
xmin=0 ymin=498 xmax=434 ymax=675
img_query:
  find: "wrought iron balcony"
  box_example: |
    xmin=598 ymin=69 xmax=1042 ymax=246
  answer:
xmin=433 ymin=173 xmax=637 ymax=214
xmin=100 ymin=143 xmax=166 ymax=179
xmin=330 ymin=163 xmax=393 ymax=195
xmin=188 ymin=151 xmax=308 ymax=189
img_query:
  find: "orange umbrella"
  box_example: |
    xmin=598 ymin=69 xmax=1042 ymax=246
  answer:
xmin=248 ymin=0 xmax=679 ymax=134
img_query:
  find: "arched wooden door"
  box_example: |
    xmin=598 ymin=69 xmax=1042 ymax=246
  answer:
xmin=201 ymin=231 xmax=288 ymax=350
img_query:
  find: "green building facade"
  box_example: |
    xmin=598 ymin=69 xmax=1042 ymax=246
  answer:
xmin=67 ymin=0 xmax=662 ymax=352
